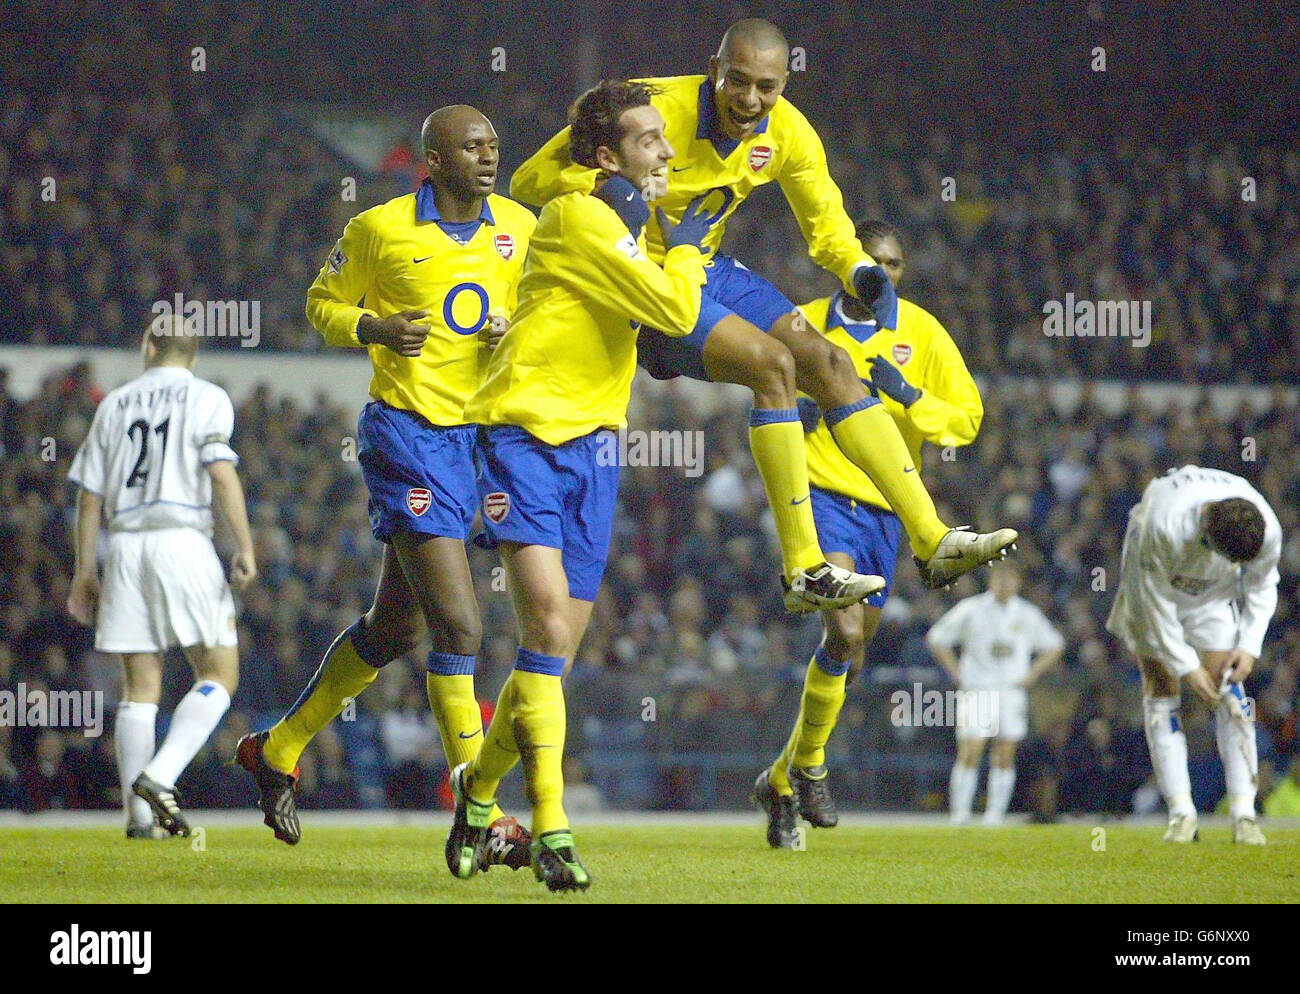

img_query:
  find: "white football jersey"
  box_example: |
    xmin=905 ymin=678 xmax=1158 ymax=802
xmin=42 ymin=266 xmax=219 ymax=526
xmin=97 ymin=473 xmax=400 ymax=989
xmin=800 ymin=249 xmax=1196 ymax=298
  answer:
xmin=68 ymin=366 xmax=239 ymax=534
xmin=1119 ymin=465 xmax=1281 ymax=663
xmin=926 ymin=591 xmax=1063 ymax=688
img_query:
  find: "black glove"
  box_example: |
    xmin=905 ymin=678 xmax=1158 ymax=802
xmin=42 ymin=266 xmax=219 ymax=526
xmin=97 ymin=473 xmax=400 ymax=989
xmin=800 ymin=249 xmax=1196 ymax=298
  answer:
xmin=655 ymin=195 xmax=713 ymax=252
xmin=852 ymin=264 xmax=899 ymax=330
xmin=867 ymin=355 xmax=921 ymax=407
xmin=797 ymin=396 xmax=823 ymax=433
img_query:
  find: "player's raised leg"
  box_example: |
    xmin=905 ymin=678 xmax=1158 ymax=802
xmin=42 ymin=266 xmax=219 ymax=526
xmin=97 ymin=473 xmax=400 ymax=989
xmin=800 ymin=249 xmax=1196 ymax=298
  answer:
xmin=117 ymin=654 xmax=162 ymax=838
xmin=698 ymin=316 xmax=884 ymax=612
xmin=769 ymin=310 xmax=1016 ymax=587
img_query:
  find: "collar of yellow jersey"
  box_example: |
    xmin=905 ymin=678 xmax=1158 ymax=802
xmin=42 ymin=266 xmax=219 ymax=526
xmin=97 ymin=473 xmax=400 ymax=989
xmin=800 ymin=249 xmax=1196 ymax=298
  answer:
xmin=696 ymin=79 xmax=770 ymax=159
xmin=826 ymin=291 xmax=882 ymax=343
xmin=415 ymin=179 xmax=496 ymax=224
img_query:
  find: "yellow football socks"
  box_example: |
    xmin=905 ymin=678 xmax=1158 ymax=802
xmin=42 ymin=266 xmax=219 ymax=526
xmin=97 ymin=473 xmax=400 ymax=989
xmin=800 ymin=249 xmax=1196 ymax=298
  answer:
xmin=469 ymin=651 xmax=569 ymax=836
xmin=426 ymin=662 xmax=505 ymax=824
xmin=827 ymin=400 xmax=947 ymax=559
xmin=749 ymin=409 xmax=826 ymax=577
xmin=770 ymin=647 xmax=851 ymax=793
xmin=263 ymin=624 xmax=378 ymax=774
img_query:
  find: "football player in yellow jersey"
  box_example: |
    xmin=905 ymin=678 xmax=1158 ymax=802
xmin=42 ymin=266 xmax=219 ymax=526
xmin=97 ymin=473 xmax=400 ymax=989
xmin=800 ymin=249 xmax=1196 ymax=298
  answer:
xmin=754 ymin=219 xmax=988 ymax=847
xmin=445 ymin=80 xmax=875 ymax=893
xmin=234 ymin=106 xmax=537 ymax=872
xmin=512 ymin=18 xmax=1016 ymax=591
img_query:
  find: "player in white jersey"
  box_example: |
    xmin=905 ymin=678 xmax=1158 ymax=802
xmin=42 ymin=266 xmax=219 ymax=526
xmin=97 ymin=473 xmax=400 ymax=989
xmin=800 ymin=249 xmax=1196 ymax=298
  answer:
xmin=1105 ymin=465 xmax=1280 ymax=845
xmin=66 ymin=318 xmax=257 ymax=838
xmin=926 ymin=562 xmax=1064 ymax=824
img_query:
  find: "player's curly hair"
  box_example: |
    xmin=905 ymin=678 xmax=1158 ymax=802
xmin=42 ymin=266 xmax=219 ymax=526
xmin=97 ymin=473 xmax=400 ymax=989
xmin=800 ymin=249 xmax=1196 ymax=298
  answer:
xmin=568 ymin=80 xmax=660 ymax=169
xmin=854 ymin=217 xmax=901 ymax=246
xmin=1205 ymin=497 xmax=1265 ymax=562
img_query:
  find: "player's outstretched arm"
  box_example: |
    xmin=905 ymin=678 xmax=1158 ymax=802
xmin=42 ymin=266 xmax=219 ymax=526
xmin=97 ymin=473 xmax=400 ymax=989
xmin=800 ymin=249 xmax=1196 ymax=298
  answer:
xmin=67 ymin=488 xmax=103 ymax=625
xmin=207 ymin=460 xmax=257 ymax=592
xmin=510 ymin=125 xmax=597 ymax=207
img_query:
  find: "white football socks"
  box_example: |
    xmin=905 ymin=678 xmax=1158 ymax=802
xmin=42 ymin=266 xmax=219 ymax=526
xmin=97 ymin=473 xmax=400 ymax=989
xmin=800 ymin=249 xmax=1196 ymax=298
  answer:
xmin=1143 ymin=696 xmax=1195 ymax=819
xmin=984 ymin=765 xmax=1016 ymax=823
xmin=1215 ymin=684 xmax=1259 ymax=821
xmin=142 ymin=681 xmax=231 ymax=788
xmin=950 ymin=762 xmax=978 ymax=823
xmin=115 ymin=701 xmax=158 ymax=827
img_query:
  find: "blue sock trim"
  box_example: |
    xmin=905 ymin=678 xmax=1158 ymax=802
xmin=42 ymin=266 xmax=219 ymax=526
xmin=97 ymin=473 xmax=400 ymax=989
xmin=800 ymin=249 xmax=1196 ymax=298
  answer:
xmin=813 ymin=645 xmax=850 ymax=677
xmin=748 ymin=407 xmax=799 ymax=428
xmin=514 ymin=647 xmax=566 ymax=677
xmin=824 ymin=396 xmax=879 ymax=428
xmin=427 ymin=651 xmax=476 ymax=676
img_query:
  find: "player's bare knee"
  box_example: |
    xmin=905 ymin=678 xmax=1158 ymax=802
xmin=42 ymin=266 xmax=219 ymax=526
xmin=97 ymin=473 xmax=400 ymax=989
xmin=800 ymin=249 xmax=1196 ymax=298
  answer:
xmin=798 ymin=338 xmax=859 ymax=407
xmin=521 ymin=610 xmax=570 ymax=659
xmin=428 ymin=610 xmax=483 ymax=656
xmin=747 ymin=337 xmax=797 ymax=406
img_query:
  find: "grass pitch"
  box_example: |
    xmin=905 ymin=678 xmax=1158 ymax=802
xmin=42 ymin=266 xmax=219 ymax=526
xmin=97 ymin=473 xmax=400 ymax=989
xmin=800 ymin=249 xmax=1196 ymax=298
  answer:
xmin=3 ymin=821 xmax=1296 ymax=903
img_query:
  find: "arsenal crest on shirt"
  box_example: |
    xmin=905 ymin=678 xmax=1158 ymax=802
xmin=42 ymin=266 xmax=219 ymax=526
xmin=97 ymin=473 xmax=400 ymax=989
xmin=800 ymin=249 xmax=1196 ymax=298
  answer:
xmin=892 ymin=343 xmax=913 ymax=366
xmin=748 ymin=145 xmax=772 ymax=172
xmin=494 ymin=233 xmax=515 ymax=260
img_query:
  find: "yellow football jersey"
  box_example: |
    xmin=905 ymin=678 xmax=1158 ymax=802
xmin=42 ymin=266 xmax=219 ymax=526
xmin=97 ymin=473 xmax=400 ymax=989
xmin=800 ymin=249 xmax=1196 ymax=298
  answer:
xmin=510 ymin=75 xmax=873 ymax=293
xmin=465 ymin=191 xmax=705 ymax=446
xmin=800 ymin=294 xmax=983 ymax=510
xmin=306 ymin=182 xmax=537 ymax=426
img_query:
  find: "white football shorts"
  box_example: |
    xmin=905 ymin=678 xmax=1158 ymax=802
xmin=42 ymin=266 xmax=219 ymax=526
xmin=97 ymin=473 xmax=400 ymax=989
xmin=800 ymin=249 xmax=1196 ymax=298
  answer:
xmin=955 ymin=686 xmax=1027 ymax=741
xmin=96 ymin=528 xmax=238 ymax=653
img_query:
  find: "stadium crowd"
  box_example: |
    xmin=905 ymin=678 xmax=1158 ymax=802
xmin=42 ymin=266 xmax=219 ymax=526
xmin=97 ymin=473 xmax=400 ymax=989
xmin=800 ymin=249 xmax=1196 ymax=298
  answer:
xmin=2 ymin=362 xmax=1298 ymax=817
xmin=4 ymin=3 xmax=1300 ymax=381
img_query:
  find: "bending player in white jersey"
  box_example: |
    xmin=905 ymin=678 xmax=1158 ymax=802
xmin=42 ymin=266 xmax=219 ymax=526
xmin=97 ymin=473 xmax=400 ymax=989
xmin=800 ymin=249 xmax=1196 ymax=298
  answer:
xmin=66 ymin=318 xmax=257 ymax=838
xmin=1106 ymin=465 xmax=1280 ymax=845
xmin=926 ymin=562 xmax=1063 ymax=825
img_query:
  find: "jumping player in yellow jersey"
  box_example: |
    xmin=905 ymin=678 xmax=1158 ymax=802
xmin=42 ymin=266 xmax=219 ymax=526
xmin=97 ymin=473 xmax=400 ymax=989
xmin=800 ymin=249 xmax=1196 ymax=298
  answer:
xmin=753 ymin=220 xmax=989 ymax=847
xmin=233 ymin=106 xmax=537 ymax=872
xmin=512 ymin=18 xmax=1017 ymax=591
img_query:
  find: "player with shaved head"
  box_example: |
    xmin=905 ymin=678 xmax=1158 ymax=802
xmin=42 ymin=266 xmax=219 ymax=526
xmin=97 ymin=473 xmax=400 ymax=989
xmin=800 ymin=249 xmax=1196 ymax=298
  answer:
xmin=513 ymin=19 xmax=1017 ymax=611
xmin=234 ymin=104 xmax=539 ymax=874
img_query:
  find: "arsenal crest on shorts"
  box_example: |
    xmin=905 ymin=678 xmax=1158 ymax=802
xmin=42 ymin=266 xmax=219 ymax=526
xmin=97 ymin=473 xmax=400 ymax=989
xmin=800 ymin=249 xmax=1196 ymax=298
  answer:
xmin=494 ymin=234 xmax=515 ymax=260
xmin=406 ymin=488 xmax=432 ymax=516
xmin=892 ymin=343 xmax=913 ymax=366
xmin=483 ymin=491 xmax=510 ymax=524
xmin=748 ymin=145 xmax=772 ymax=172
